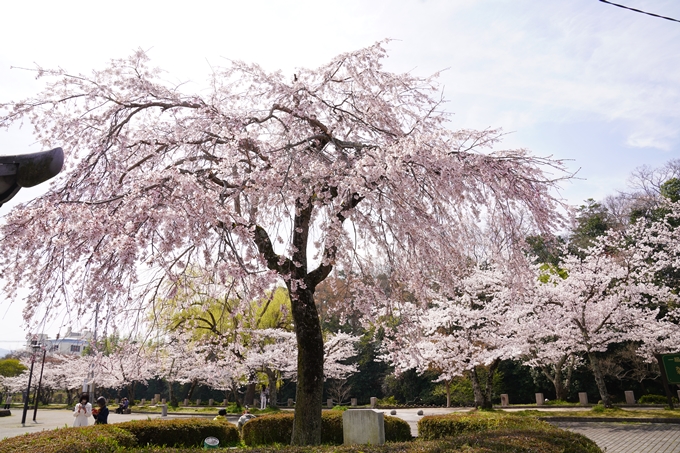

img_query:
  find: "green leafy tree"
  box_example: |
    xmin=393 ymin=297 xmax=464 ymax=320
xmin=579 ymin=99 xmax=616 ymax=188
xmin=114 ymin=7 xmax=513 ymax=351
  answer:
xmin=0 ymin=358 xmax=26 ymax=377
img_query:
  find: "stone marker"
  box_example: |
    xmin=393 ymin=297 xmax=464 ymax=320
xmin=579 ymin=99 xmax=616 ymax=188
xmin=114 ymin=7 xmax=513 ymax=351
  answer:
xmin=115 ymin=398 xmax=119 ymax=404
xmin=196 ymin=399 xmax=201 ymax=406
xmin=625 ymin=391 xmax=635 ymax=405
xmin=140 ymin=398 xmax=146 ymax=405
xmin=183 ymin=399 xmax=189 ymax=406
xmin=390 ymin=409 xmax=396 ymax=415
xmin=161 ymin=398 xmax=166 ymax=404
xmin=535 ymin=393 xmax=544 ymax=406
xmin=351 ymin=398 xmax=357 ymax=407
xmin=223 ymin=399 xmax=228 ymax=406
xmin=161 ymin=404 xmax=168 ymax=417
xmin=209 ymin=398 xmax=214 ymax=406
xmin=154 ymin=394 xmax=160 ymax=403
xmin=578 ymin=392 xmax=588 ymax=405
xmin=288 ymin=398 xmax=294 ymax=407
xmin=370 ymin=397 xmax=377 ymax=408
xmin=500 ymin=394 xmax=509 ymax=407
xmin=343 ymin=409 xmax=385 ymax=445
xmin=327 ymin=398 xmax=333 ymax=408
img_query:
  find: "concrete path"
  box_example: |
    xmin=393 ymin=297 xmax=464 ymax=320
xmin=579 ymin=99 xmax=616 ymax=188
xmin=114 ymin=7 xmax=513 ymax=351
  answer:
xmin=0 ymin=408 xmax=239 ymax=441
xmin=555 ymin=421 xmax=680 ymax=453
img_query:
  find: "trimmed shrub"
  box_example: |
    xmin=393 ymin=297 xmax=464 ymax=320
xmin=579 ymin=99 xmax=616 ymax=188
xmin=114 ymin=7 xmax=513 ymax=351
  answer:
xmin=242 ymin=413 xmax=294 ymax=446
xmin=0 ymin=424 xmax=137 ymax=453
xmin=126 ymin=433 xmax=601 ymax=453
xmin=637 ymin=394 xmax=678 ymax=405
xmin=116 ymin=417 xmax=239 ymax=448
xmin=384 ymin=415 xmax=412 ymax=441
xmin=242 ymin=411 xmax=413 ymax=446
xmin=418 ymin=412 xmax=550 ymax=440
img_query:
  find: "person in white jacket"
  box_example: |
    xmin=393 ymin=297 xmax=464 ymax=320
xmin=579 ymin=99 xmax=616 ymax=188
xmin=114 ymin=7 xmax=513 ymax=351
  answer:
xmin=73 ymin=394 xmax=92 ymax=427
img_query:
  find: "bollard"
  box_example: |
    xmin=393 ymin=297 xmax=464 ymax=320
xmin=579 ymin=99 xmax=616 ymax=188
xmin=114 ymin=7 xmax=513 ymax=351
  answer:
xmin=183 ymin=399 xmax=189 ymax=406
xmin=161 ymin=404 xmax=168 ymax=417
xmin=288 ymin=398 xmax=294 ymax=407
xmin=535 ymin=393 xmax=544 ymax=406
xmin=578 ymin=392 xmax=588 ymax=406
xmin=209 ymin=398 xmax=214 ymax=406
xmin=327 ymin=398 xmax=333 ymax=408
xmin=624 ymin=391 xmax=635 ymax=405
xmin=500 ymin=394 xmax=509 ymax=407
xmin=351 ymin=398 xmax=357 ymax=407
xmin=370 ymin=397 xmax=377 ymax=409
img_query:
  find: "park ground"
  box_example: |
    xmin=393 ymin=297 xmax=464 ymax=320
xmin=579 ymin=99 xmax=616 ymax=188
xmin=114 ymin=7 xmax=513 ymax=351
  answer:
xmin=1 ymin=406 xmax=680 ymax=453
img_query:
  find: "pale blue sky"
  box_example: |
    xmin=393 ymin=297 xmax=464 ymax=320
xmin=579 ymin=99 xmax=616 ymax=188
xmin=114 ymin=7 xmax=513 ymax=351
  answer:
xmin=1 ymin=0 xmax=679 ymax=346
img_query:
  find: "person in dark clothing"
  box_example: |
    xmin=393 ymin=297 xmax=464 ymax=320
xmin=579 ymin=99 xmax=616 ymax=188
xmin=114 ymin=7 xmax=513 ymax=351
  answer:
xmin=93 ymin=396 xmax=109 ymax=424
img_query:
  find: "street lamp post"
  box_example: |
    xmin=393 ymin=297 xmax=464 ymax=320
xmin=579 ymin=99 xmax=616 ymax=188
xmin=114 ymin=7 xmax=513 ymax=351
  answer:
xmin=32 ymin=345 xmax=47 ymax=422
xmin=20 ymin=342 xmax=41 ymax=426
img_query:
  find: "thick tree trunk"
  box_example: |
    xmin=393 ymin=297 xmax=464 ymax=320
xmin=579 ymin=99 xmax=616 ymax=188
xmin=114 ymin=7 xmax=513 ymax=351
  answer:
xmin=186 ymin=378 xmax=198 ymax=400
xmin=244 ymin=382 xmax=255 ymax=406
xmin=445 ymin=380 xmax=451 ymax=408
xmin=469 ymin=368 xmax=484 ymax=408
xmin=290 ymin=287 xmax=324 ymax=445
xmin=483 ymin=359 xmax=499 ymax=409
xmin=588 ymin=352 xmax=612 ymax=407
xmin=266 ymin=368 xmax=278 ymax=409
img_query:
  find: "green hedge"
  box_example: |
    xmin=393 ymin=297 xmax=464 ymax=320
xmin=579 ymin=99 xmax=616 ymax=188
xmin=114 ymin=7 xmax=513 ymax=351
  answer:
xmin=637 ymin=394 xmax=679 ymax=405
xmin=242 ymin=411 xmax=412 ymax=446
xmin=418 ymin=412 xmax=551 ymax=440
xmin=123 ymin=432 xmax=601 ymax=453
xmin=0 ymin=424 xmax=137 ymax=453
xmin=116 ymin=418 xmax=240 ymax=447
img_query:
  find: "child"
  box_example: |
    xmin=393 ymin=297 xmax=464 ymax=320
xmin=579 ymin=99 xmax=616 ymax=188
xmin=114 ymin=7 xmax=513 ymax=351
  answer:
xmin=213 ymin=408 xmax=227 ymax=421
xmin=93 ymin=396 xmax=109 ymax=424
xmin=73 ymin=394 xmax=92 ymax=427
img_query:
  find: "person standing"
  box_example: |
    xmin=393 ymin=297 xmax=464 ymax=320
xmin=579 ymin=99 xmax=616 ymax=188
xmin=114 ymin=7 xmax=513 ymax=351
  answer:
xmin=3 ymin=393 xmax=12 ymax=409
xmin=73 ymin=394 xmax=92 ymax=427
xmin=260 ymin=385 xmax=268 ymax=410
xmin=93 ymin=397 xmax=109 ymax=424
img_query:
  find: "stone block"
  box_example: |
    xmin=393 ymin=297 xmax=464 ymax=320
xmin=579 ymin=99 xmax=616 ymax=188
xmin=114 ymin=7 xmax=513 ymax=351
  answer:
xmin=115 ymin=398 xmax=119 ymax=404
xmin=209 ymin=398 xmax=214 ymax=406
xmin=370 ymin=397 xmax=377 ymax=408
xmin=578 ymin=392 xmax=588 ymax=405
xmin=183 ymin=398 xmax=189 ymax=406
xmin=625 ymin=391 xmax=635 ymax=405
xmin=140 ymin=398 xmax=146 ymax=405
xmin=161 ymin=404 xmax=167 ymax=417
xmin=196 ymin=399 xmax=201 ymax=406
xmin=351 ymin=398 xmax=357 ymax=407
xmin=288 ymin=398 xmax=294 ymax=407
xmin=500 ymin=394 xmax=509 ymax=407
xmin=535 ymin=393 xmax=544 ymax=406
xmin=154 ymin=394 xmax=160 ymax=403
xmin=327 ymin=398 xmax=333 ymax=408
xmin=343 ymin=409 xmax=385 ymax=445
xmin=161 ymin=398 xmax=166 ymax=404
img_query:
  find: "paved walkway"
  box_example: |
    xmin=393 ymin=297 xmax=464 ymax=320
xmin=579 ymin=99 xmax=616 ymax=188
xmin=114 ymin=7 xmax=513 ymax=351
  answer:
xmin=554 ymin=421 xmax=680 ymax=453
xmin=2 ymin=407 xmax=680 ymax=453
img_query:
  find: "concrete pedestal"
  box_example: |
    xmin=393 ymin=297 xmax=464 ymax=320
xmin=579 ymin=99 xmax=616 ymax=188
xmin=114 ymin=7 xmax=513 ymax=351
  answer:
xmin=578 ymin=392 xmax=588 ymax=405
xmin=625 ymin=391 xmax=636 ymax=405
xmin=535 ymin=393 xmax=544 ymax=406
xmin=500 ymin=394 xmax=509 ymax=407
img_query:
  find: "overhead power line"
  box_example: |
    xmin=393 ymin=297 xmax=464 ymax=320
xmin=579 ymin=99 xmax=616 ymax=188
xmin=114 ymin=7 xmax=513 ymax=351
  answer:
xmin=599 ymin=0 xmax=680 ymax=23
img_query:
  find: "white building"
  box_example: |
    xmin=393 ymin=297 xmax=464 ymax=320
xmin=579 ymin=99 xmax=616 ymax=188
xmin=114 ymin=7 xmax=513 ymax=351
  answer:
xmin=27 ymin=328 xmax=92 ymax=355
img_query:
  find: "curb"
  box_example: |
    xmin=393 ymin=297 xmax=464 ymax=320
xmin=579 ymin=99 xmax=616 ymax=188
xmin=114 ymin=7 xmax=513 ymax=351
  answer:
xmin=542 ymin=416 xmax=680 ymax=424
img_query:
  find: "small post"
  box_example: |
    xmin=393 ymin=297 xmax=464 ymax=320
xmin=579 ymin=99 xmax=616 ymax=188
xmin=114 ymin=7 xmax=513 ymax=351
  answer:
xmin=161 ymin=398 xmax=166 ymax=404
xmin=287 ymin=398 xmax=294 ymax=407
xmin=578 ymin=392 xmax=589 ymax=406
xmin=196 ymin=399 xmax=201 ymax=406
xmin=208 ymin=398 xmax=214 ymax=406
xmin=535 ymin=393 xmax=544 ymax=406
xmin=327 ymin=398 xmax=333 ymax=408
xmin=351 ymin=398 xmax=357 ymax=407
xmin=500 ymin=394 xmax=509 ymax=407
xmin=370 ymin=397 xmax=377 ymax=408
xmin=161 ymin=404 xmax=167 ymax=417
xmin=624 ymin=391 xmax=635 ymax=405
xmin=183 ymin=398 xmax=189 ymax=406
